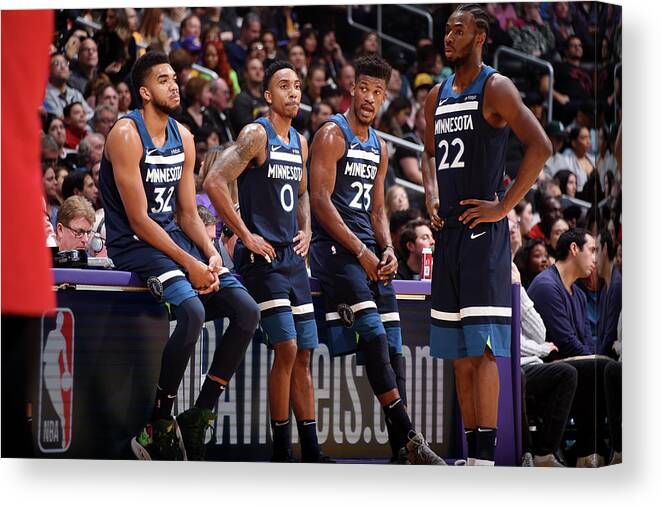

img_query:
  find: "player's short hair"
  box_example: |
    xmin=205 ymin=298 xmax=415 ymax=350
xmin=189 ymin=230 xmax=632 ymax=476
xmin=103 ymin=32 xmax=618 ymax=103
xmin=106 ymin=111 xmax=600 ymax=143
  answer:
xmin=453 ymin=4 xmax=491 ymax=38
xmin=598 ymin=228 xmax=616 ymax=261
xmin=555 ymin=228 xmax=590 ymax=262
xmin=263 ymin=60 xmax=296 ymax=94
xmin=57 ymin=195 xmax=95 ymax=227
xmin=131 ymin=51 xmax=170 ymax=103
xmin=353 ymin=54 xmax=392 ymax=86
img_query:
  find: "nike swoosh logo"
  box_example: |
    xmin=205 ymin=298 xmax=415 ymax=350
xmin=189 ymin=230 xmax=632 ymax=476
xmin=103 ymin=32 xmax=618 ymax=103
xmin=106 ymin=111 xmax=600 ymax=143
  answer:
xmin=388 ymin=399 xmax=401 ymax=409
xmin=166 ymin=394 xmax=177 ymax=399
xmin=146 ymin=148 xmax=159 ymax=156
xmin=350 ymin=142 xmax=360 ymax=149
xmin=303 ymin=421 xmax=316 ymax=426
xmin=439 ymin=98 xmax=449 ymax=106
xmin=274 ymin=421 xmax=289 ymax=427
xmin=470 ymin=232 xmax=487 ymax=240
xmin=271 ymin=145 xmax=282 ymax=151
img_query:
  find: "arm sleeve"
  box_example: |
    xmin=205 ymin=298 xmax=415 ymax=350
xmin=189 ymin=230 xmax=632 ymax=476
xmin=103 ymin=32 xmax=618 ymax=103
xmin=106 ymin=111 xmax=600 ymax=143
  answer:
xmin=528 ymin=280 xmax=591 ymax=358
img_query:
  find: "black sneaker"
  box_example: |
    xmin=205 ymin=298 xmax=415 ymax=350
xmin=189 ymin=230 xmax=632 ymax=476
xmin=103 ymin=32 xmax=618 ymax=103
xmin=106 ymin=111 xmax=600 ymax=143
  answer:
xmin=271 ymin=450 xmax=298 ymax=463
xmin=130 ymin=418 xmax=187 ymax=460
xmin=176 ymin=407 xmax=217 ymax=461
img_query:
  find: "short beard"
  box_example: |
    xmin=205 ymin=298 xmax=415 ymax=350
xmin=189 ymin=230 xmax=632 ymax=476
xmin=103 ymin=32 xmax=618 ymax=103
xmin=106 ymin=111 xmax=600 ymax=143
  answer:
xmin=152 ymin=97 xmax=182 ymax=117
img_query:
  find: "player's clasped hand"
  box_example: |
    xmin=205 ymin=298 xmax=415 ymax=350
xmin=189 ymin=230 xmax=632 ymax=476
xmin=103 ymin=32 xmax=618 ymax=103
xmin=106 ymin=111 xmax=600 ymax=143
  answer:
xmin=459 ymin=194 xmax=506 ymax=229
xmin=188 ymin=259 xmax=217 ymax=293
xmin=293 ymin=229 xmax=310 ymax=257
xmin=358 ymin=248 xmax=380 ymax=282
xmin=378 ymin=248 xmax=397 ymax=286
xmin=198 ymin=254 xmax=222 ymax=294
xmin=245 ymin=232 xmax=276 ymax=263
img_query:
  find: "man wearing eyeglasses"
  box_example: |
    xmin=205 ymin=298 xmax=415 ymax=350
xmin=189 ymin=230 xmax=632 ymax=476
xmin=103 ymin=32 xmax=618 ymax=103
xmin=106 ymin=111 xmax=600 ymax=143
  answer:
xmin=44 ymin=54 xmax=94 ymax=121
xmin=55 ymin=196 xmax=96 ymax=251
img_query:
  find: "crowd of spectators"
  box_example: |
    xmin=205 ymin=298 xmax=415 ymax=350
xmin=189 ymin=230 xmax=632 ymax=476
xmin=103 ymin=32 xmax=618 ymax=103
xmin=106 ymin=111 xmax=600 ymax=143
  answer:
xmin=38 ymin=3 xmax=622 ymax=467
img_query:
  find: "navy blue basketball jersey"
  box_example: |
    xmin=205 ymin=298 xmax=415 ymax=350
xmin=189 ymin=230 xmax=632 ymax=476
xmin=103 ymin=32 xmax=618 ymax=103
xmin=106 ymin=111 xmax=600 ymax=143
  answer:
xmin=433 ymin=65 xmax=510 ymax=222
xmin=311 ymin=113 xmax=381 ymax=246
xmin=237 ymin=117 xmax=303 ymax=246
xmin=100 ymin=109 xmax=184 ymax=248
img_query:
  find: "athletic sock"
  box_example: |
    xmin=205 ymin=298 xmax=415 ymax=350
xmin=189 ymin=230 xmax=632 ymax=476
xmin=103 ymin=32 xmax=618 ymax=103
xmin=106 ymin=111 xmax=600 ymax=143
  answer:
xmin=383 ymin=398 xmax=414 ymax=445
xmin=194 ymin=375 xmax=226 ymax=411
xmin=151 ymin=385 xmax=176 ymax=422
xmin=297 ymin=419 xmax=321 ymax=460
xmin=465 ymin=427 xmax=477 ymax=460
xmin=476 ymin=427 xmax=497 ymax=464
xmin=384 ymin=408 xmax=407 ymax=457
xmin=271 ymin=419 xmax=291 ymax=457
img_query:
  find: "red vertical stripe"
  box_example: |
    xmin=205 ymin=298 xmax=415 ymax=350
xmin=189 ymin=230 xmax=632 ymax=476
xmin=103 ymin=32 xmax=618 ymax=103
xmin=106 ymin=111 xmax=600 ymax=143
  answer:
xmin=1 ymin=10 xmax=56 ymax=315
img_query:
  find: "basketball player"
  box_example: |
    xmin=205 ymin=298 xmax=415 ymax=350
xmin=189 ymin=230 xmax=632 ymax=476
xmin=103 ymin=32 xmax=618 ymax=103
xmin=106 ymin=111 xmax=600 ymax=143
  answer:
xmin=203 ymin=61 xmax=332 ymax=463
xmin=309 ymin=54 xmax=445 ymax=465
xmin=100 ymin=52 xmax=260 ymax=460
xmin=422 ymin=4 xmax=552 ymax=465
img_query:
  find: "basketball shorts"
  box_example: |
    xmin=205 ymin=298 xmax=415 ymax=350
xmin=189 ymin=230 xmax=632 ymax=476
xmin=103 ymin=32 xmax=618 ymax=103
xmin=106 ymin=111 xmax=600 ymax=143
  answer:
xmin=233 ymin=241 xmax=318 ymax=350
xmin=310 ymin=240 xmax=402 ymax=363
xmin=429 ymin=219 xmax=512 ymax=359
xmin=108 ymin=228 xmax=245 ymax=308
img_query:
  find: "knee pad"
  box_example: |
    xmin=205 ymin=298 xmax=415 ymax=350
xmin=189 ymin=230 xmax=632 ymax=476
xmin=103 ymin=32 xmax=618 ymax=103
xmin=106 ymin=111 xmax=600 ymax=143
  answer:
xmin=390 ymin=352 xmax=407 ymax=406
xmin=362 ymin=334 xmax=397 ymax=396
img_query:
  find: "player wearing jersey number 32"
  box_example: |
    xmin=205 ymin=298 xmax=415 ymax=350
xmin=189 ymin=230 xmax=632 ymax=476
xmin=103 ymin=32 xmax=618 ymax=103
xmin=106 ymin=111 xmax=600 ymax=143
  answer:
xmin=100 ymin=52 xmax=259 ymax=461
xmin=422 ymin=4 xmax=552 ymax=466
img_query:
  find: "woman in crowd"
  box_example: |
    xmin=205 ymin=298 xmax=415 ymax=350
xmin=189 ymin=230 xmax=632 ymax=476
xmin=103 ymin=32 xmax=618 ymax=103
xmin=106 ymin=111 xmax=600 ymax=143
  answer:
xmin=116 ymin=81 xmax=132 ymax=118
xmin=546 ymin=217 xmax=570 ymax=263
xmin=554 ymin=169 xmax=577 ymax=198
xmin=202 ymin=40 xmax=239 ymax=99
xmin=514 ymin=238 xmax=550 ymax=289
xmin=564 ymin=126 xmax=595 ymax=193
xmin=385 ymin=184 xmax=410 ymax=219
xmin=515 ymin=199 xmax=535 ymax=239
xmin=139 ymin=8 xmax=169 ymax=54
xmin=179 ymin=77 xmax=215 ymax=142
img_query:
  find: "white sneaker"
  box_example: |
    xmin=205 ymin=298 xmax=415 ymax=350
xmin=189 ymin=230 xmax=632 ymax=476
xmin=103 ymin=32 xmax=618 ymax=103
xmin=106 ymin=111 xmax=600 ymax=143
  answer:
xmin=533 ymin=453 xmax=565 ymax=467
xmin=521 ymin=452 xmax=534 ymax=467
xmin=576 ymin=454 xmax=605 ymax=468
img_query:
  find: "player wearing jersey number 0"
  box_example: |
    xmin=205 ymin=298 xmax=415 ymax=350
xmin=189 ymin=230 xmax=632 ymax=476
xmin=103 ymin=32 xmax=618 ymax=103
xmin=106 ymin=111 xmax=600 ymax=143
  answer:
xmin=204 ymin=61 xmax=333 ymax=463
xmin=421 ymin=4 xmax=552 ymax=466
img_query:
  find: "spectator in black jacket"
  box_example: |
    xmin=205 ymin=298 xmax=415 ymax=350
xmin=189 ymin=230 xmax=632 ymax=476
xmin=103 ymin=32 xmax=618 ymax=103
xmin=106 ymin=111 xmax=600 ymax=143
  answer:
xmin=596 ymin=229 xmax=621 ymax=357
xmin=230 ymin=57 xmax=268 ymax=134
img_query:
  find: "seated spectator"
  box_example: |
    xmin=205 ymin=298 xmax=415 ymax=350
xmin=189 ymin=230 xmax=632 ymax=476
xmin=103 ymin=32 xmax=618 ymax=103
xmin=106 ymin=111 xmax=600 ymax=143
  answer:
xmin=44 ymin=116 xmax=77 ymax=168
xmin=554 ymin=169 xmax=577 ymax=198
xmin=95 ymin=83 xmax=119 ymax=114
xmin=564 ymin=126 xmax=596 ymax=193
xmin=337 ymin=63 xmax=355 ymax=114
xmin=116 ymin=81 xmax=132 ymax=118
xmin=539 ymin=35 xmax=593 ymax=125
xmin=389 ymin=208 xmax=421 ymax=260
xmin=225 ymin=12 xmax=261 ymax=72
xmin=76 ymin=133 xmax=105 ymax=172
xmin=510 ymin=220 xmax=576 ymax=467
xmin=207 ymin=77 xmax=236 ymax=145
xmin=385 ymin=184 xmax=410 ymax=219
xmin=94 ymin=8 xmax=138 ymax=85
xmin=320 ymin=84 xmax=342 ymax=114
xmin=179 ymin=77 xmax=216 ymax=142
xmin=62 ymin=170 xmax=98 ymax=206
xmin=42 ymin=164 xmax=60 ymax=227
xmin=91 ymin=104 xmax=117 ymax=137
xmin=83 ymin=74 xmax=112 ymax=110
xmin=288 ymin=44 xmax=308 ymax=83
xmin=302 ymin=63 xmax=326 ymax=109
xmin=515 ymin=199 xmax=534 ymax=239
xmin=63 ymin=101 xmax=90 ymax=149
xmin=54 ymin=195 xmax=96 ymax=252
xmin=229 ymin=57 xmax=268 ymax=134
xmin=596 ymin=229 xmax=621 ymax=358
xmin=396 ymin=219 xmax=434 ymax=280
xmin=411 ymin=74 xmax=434 ymax=120
xmin=171 ymin=14 xmax=202 ymax=53
xmin=546 ymin=217 xmax=570 ymax=263
xmin=549 ymin=1 xmax=577 ymax=58
xmin=394 ymin=108 xmax=425 ymax=185
xmin=138 ymin=8 xmax=170 ymax=54
xmin=162 ymin=7 xmax=188 ymax=45
xmin=55 ymin=165 xmax=70 ymax=207
xmin=527 ymin=229 xmax=618 ymax=467
xmin=563 ymin=204 xmax=582 ymax=229
xmin=508 ymin=209 xmax=523 ymax=258
xmin=415 ymin=44 xmax=451 ymax=84
xmin=45 ymin=53 xmax=94 ymax=121
xmin=354 ymin=31 xmax=380 ymax=58
xmin=514 ymin=238 xmax=549 ymax=289
xmin=508 ymin=2 xmax=555 ymax=58
xmin=202 ymin=40 xmax=240 ymax=98
xmin=486 ymin=2 xmax=522 ymax=31
xmin=596 ymin=124 xmax=617 ymax=189
xmin=304 ymin=101 xmax=333 ymax=143
xmin=69 ymin=37 xmax=99 ymax=95
xmin=378 ymin=96 xmax=412 ymax=141
xmin=529 ymin=195 xmax=563 ymax=241
xmin=262 ymin=30 xmax=285 ymax=69
xmin=247 ymin=39 xmax=267 ymax=66
xmin=566 ymin=100 xmax=597 ymax=156
xmin=542 ymin=121 xmax=570 ymax=179
xmin=317 ymin=29 xmax=346 ymax=84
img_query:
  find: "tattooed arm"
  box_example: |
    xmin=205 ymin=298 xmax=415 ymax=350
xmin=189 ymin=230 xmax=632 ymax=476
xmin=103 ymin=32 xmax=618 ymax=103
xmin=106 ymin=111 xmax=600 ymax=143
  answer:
xmin=203 ymin=122 xmax=276 ymax=260
xmin=293 ymin=133 xmax=311 ymax=257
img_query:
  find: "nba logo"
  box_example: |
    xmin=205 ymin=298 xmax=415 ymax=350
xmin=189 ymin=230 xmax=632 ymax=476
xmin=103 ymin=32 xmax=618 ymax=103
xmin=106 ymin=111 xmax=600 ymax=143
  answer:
xmin=38 ymin=309 xmax=75 ymax=453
